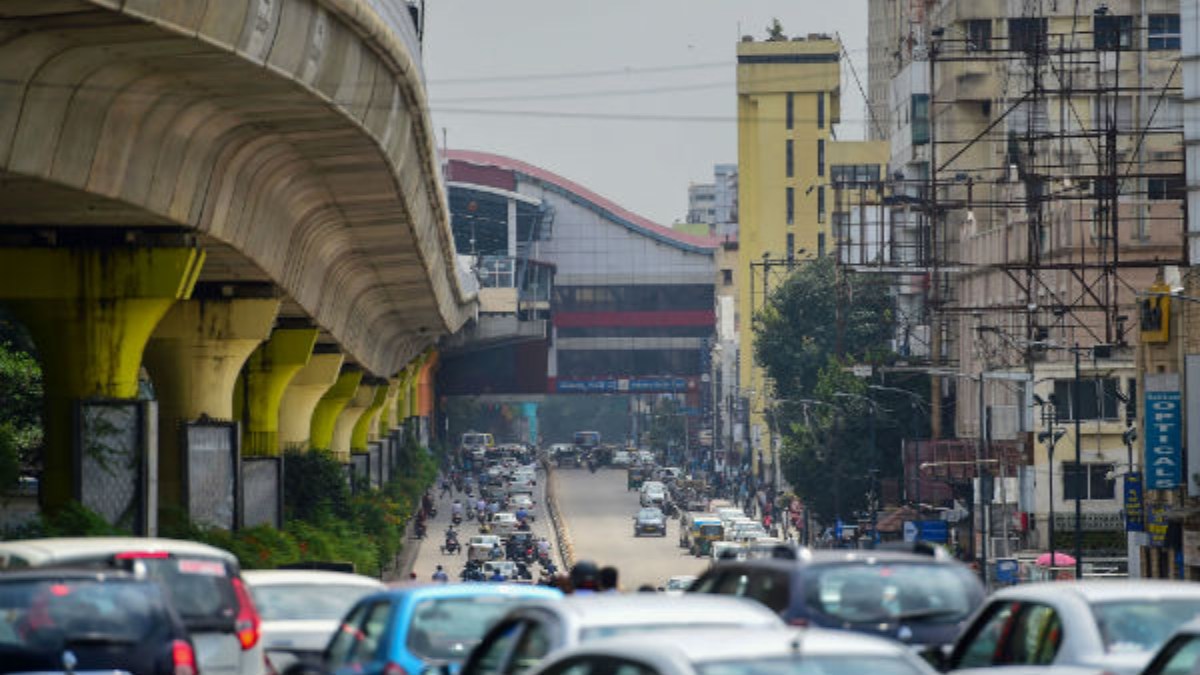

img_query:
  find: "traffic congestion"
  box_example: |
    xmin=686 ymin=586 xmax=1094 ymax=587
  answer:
xmin=4 ymin=436 xmax=1200 ymax=675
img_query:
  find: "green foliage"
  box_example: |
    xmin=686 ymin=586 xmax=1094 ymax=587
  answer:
xmin=754 ymin=258 xmax=927 ymax=523
xmin=766 ymin=18 xmax=786 ymax=40
xmin=5 ymin=501 xmax=129 ymax=539
xmin=0 ymin=331 xmax=43 ymax=493
xmin=284 ymin=448 xmax=350 ymax=521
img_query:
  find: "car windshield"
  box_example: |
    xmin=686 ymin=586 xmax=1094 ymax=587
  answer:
xmin=698 ymin=655 xmax=924 ymax=675
xmin=639 ymin=509 xmax=662 ymax=519
xmin=406 ymin=596 xmax=531 ymax=661
xmin=805 ymin=563 xmax=977 ymax=624
xmin=136 ymin=557 xmax=238 ymax=627
xmin=700 ymin=525 xmax=724 ymax=536
xmin=0 ymin=578 xmax=167 ymax=648
xmin=251 ymin=584 xmax=379 ymax=622
xmin=1093 ymin=599 xmax=1200 ymax=653
xmin=666 ymin=578 xmax=695 ymax=591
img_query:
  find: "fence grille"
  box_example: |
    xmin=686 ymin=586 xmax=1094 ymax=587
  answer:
xmin=243 ymin=457 xmax=281 ymax=528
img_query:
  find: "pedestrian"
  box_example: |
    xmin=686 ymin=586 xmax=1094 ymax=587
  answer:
xmin=440 ymin=477 xmax=452 ymax=498
xmin=432 ymin=565 xmax=449 ymax=583
xmin=598 ymin=566 xmax=619 ymax=593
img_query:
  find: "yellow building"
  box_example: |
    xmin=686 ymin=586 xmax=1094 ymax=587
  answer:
xmin=736 ymin=33 xmax=888 ymax=481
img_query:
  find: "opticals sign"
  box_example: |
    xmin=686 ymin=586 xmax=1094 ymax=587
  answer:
xmin=1144 ymin=373 xmax=1182 ymax=490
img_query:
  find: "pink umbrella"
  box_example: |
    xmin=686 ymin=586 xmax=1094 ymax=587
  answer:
xmin=1035 ymin=551 xmax=1076 ymax=567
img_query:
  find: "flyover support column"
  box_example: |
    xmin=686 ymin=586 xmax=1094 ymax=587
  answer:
xmin=311 ymin=369 xmax=364 ymax=453
xmin=332 ymin=383 xmax=379 ymax=461
xmin=0 ymin=245 xmax=204 ymax=517
xmin=279 ymin=350 xmax=345 ymax=451
xmin=143 ymin=296 xmax=280 ymax=514
xmin=352 ymin=384 xmax=389 ymax=452
xmin=377 ymin=378 xmax=401 ymax=439
xmin=235 ymin=328 xmax=317 ymax=457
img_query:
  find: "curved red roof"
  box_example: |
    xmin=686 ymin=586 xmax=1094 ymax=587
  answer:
xmin=445 ymin=149 xmax=719 ymax=251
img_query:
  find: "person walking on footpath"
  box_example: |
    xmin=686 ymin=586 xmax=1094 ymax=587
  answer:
xmin=432 ymin=565 xmax=449 ymax=583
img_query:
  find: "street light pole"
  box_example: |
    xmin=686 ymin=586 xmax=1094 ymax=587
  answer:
xmin=1073 ymin=344 xmax=1083 ymax=579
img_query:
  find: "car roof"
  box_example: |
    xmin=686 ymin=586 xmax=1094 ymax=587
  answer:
xmin=0 ymin=537 xmax=238 ymax=565
xmin=990 ymin=580 xmax=1200 ymax=603
xmin=242 ymin=569 xmax=385 ymax=588
xmin=0 ymin=567 xmax=139 ymax=583
xmin=372 ymin=583 xmax=561 ymax=603
xmin=711 ymin=548 xmax=966 ymax=569
xmin=543 ymin=626 xmax=923 ymax=666
xmin=516 ymin=594 xmax=781 ymax=628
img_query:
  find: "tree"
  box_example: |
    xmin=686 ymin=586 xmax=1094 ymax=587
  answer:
xmin=0 ymin=321 xmax=42 ymax=492
xmin=766 ymin=18 xmax=786 ymax=41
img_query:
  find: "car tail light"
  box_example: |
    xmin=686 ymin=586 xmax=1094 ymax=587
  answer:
xmin=231 ymin=577 xmax=261 ymax=650
xmin=788 ymin=618 xmax=809 ymax=627
xmin=383 ymin=662 xmax=408 ymax=675
xmin=171 ymin=639 xmax=198 ymax=675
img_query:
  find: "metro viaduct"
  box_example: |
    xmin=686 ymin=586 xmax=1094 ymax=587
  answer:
xmin=0 ymin=0 xmax=474 ymax=529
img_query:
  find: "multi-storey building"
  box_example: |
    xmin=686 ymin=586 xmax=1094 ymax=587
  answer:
xmin=685 ymin=164 xmax=739 ymax=238
xmin=870 ymin=0 xmax=1185 ymax=566
xmin=736 ymin=32 xmax=888 ymax=483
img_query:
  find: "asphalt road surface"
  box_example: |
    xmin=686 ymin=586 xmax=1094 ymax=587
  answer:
xmin=406 ymin=467 xmax=559 ymax=583
xmin=553 ymin=467 xmax=710 ymax=591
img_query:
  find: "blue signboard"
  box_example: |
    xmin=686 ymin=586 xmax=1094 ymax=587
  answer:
xmin=556 ymin=377 xmax=689 ymax=394
xmin=1124 ymin=471 xmax=1144 ymax=532
xmin=1145 ymin=388 xmax=1182 ymax=489
xmin=994 ymin=559 xmax=1019 ymax=584
xmin=914 ymin=519 xmax=949 ymax=543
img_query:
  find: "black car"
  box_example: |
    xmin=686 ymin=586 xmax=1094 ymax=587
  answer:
xmin=688 ymin=547 xmax=984 ymax=649
xmin=0 ymin=568 xmax=195 ymax=675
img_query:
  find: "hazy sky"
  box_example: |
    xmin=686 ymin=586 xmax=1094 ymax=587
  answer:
xmin=423 ymin=1 xmax=870 ymax=225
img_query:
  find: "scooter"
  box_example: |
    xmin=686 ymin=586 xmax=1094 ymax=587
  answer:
xmin=452 ymin=512 xmax=463 ymax=526
xmin=414 ymin=520 xmax=427 ymax=539
xmin=442 ymin=532 xmax=461 ymax=555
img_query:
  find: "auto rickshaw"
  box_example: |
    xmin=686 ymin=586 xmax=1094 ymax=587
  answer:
xmin=690 ymin=517 xmax=724 ymax=557
xmin=627 ymin=466 xmax=649 ymax=491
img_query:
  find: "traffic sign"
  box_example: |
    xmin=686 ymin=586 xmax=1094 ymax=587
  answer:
xmin=903 ymin=519 xmax=949 ymax=543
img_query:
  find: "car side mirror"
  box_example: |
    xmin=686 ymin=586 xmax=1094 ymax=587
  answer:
xmin=919 ymin=645 xmax=952 ymax=672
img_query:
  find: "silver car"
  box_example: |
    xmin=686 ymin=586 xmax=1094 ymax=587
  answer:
xmin=243 ymin=569 xmax=384 ymax=673
xmin=460 ymin=595 xmax=784 ymax=675
xmin=634 ymin=507 xmax=667 ymax=537
xmin=940 ymin=581 xmax=1200 ymax=675
xmin=1140 ymin=618 xmax=1200 ymax=675
xmin=522 ymin=626 xmax=938 ymax=675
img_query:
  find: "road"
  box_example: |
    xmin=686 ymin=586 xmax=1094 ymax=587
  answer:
xmin=404 ymin=467 xmax=560 ymax=583
xmin=553 ymin=467 xmax=710 ymax=591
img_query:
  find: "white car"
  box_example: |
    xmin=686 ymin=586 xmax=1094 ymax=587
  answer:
xmin=510 ymin=493 xmax=537 ymax=519
xmin=488 ymin=511 xmax=520 ymax=538
xmin=943 ymin=581 xmax=1200 ymax=675
xmin=662 ymin=575 xmax=697 ymax=596
xmin=640 ymin=481 xmax=667 ymax=507
xmin=522 ymin=626 xmax=938 ymax=675
xmin=469 ymin=534 xmax=503 ymax=562
xmin=611 ymin=450 xmax=632 ymax=466
xmin=243 ymin=569 xmax=384 ymax=673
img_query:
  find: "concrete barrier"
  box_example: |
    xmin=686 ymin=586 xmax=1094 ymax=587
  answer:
xmin=541 ymin=459 xmax=575 ymax=570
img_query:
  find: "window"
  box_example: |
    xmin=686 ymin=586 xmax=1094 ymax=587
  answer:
xmin=818 ymin=231 xmax=826 ymax=257
xmin=967 ymin=19 xmax=992 ymax=51
xmin=786 ymin=92 xmax=794 ymax=129
xmin=1062 ymin=462 xmax=1116 ymax=501
xmin=327 ymin=601 xmax=393 ymax=670
xmin=1008 ymin=17 xmax=1048 ymax=55
xmin=721 ymin=269 xmax=733 ymax=286
xmin=1151 ymin=635 xmax=1200 ymax=675
xmin=817 ymin=92 xmax=825 ymax=129
xmin=817 ymin=139 xmax=825 ymax=177
xmin=817 ymin=186 xmax=826 ymax=223
xmin=1052 ymin=378 xmax=1120 ymax=421
xmin=786 ymin=186 xmax=795 ymax=224
xmin=786 ymin=139 xmax=794 ymax=177
xmin=786 ymin=233 xmax=795 ymax=260
xmin=953 ymin=602 xmax=1063 ymax=667
xmin=956 ymin=602 xmax=1018 ymax=668
xmin=1094 ymin=14 xmax=1134 ymax=50
xmin=1148 ymin=177 xmax=1186 ymax=201
xmin=1149 ymin=14 xmax=1181 ymax=50
xmin=911 ymin=94 xmax=930 ymax=145
xmin=508 ymin=622 xmax=552 ymax=675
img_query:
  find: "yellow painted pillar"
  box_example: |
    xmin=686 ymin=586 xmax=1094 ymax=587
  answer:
xmin=377 ymin=378 xmax=400 ymax=438
xmin=395 ymin=367 xmax=412 ymax=425
xmin=353 ymin=383 xmax=389 ymax=451
xmin=234 ymin=328 xmax=316 ymax=457
xmin=144 ymin=297 xmax=280 ymax=510
xmin=332 ymin=383 xmax=377 ymax=461
xmin=0 ymin=246 xmax=204 ymax=512
xmin=279 ymin=351 xmax=344 ymax=451
xmin=404 ymin=356 xmax=426 ymax=419
xmin=310 ymin=369 xmax=363 ymax=452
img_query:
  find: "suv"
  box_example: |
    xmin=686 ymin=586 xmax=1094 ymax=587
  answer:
xmin=0 ymin=568 xmax=195 ymax=675
xmin=0 ymin=537 xmax=265 ymax=675
xmin=688 ymin=547 xmax=984 ymax=649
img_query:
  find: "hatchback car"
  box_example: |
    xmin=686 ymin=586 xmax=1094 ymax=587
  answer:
xmin=521 ymin=626 xmax=938 ymax=675
xmin=0 ymin=537 xmax=264 ymax=675
xmin=938 ymin=581 xmax=1200 ymax=675
xmin=460 ymin=594 xmax=784 ymax=675
xmin=689 ymin=548 xmax=984 ymax=649
xmin=0 ymin=568 xmax=195 ymax=675
xmin=633 ymin=508 xmax=667 ymax=537
xmin=244 ymin=569 xmax=384 ymax=674
xmin=324 ymin=584 xmax=561 ymax=675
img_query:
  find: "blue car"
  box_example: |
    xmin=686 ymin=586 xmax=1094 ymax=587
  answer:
xmin=324 ymin=584 xmax=562 ymax=675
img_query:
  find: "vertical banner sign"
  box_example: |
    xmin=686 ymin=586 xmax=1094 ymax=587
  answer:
xmin=1145 ymin=373 xmax=1182 ymax=490
xmin=1186 ymin=356 xmax=1200 ymax=496
xmin=1124 ymin=472 xmax=1143 ymax=532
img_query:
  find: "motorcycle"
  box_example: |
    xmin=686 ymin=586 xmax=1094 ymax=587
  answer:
xmin=428 ymin=505 xmax=438 ymax=518
xmin=414 ymin=520 xmax=427 ymax=539
xmin=442 ymin=532 xmax=461 ymax=555
xmin=452 ymin=512 xmax=463 ymax=526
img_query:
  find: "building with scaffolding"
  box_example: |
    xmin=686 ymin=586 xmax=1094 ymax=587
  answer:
xmin=864 ymin=0 xmax=1185 ymax=570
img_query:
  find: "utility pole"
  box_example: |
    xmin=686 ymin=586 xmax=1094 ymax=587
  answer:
xmin=1073 ymin=344 xmax=1084 ymax=579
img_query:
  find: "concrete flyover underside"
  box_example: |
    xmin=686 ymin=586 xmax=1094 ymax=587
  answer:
xmin=0 ymin=0 xmax=474 ymax=375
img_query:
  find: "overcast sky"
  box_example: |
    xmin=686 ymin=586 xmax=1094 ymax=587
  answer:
xmin=423 ymin=1 xmax=870 ymax=225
